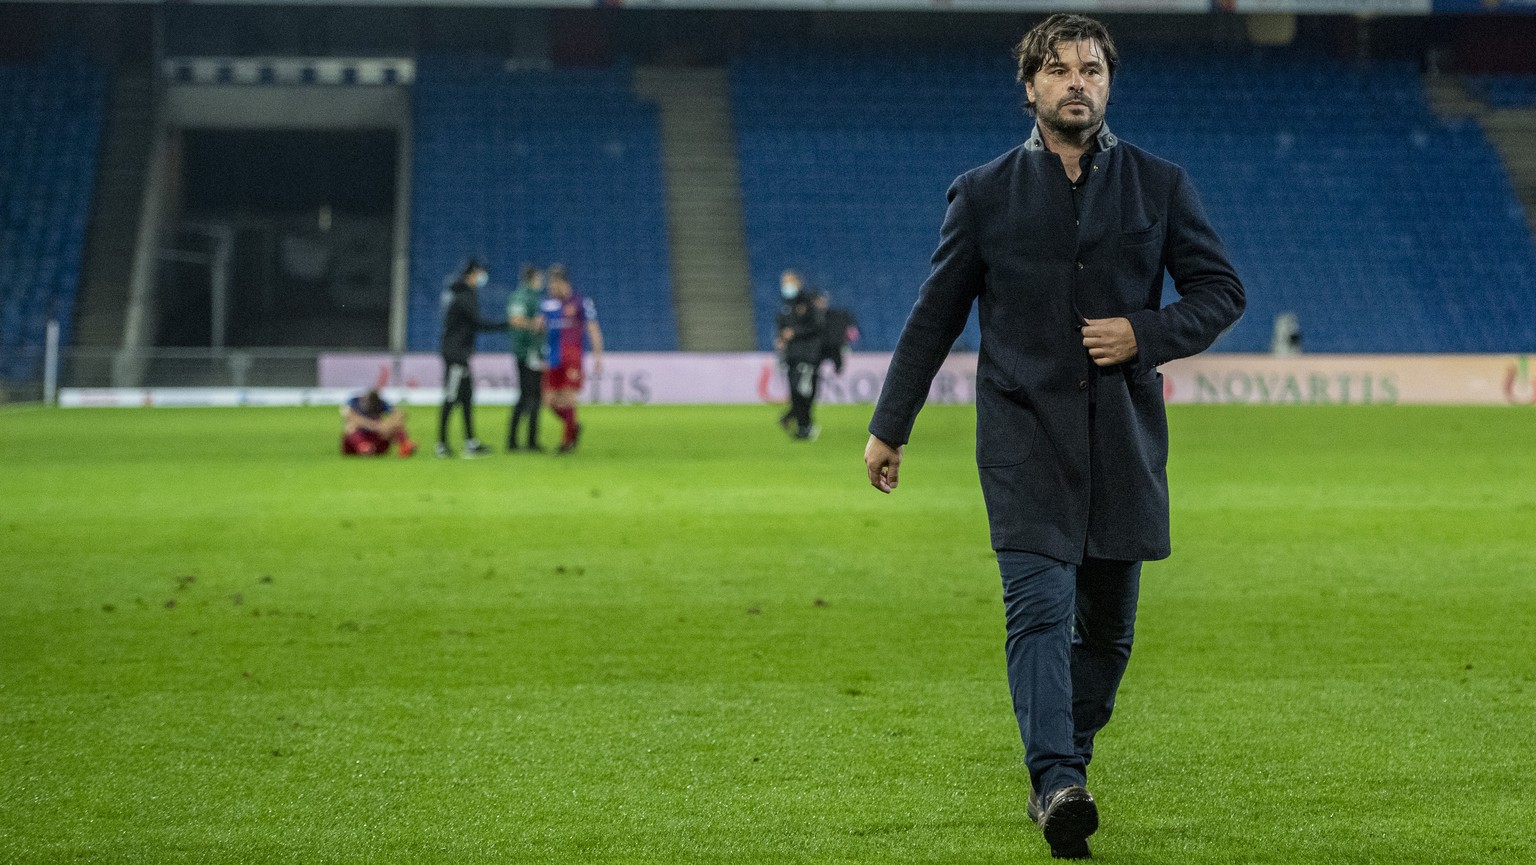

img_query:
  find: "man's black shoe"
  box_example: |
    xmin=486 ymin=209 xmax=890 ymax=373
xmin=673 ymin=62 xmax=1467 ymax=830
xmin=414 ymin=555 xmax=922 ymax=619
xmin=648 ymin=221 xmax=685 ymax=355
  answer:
xmin=1037 ymin=786 xmax=1097 ymax=860
xmin=1028 ymin=788 xmax=1089 ymax=858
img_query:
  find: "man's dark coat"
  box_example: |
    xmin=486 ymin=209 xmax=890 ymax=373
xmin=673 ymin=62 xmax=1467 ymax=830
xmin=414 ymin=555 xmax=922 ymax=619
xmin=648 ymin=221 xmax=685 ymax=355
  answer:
xmin=870 ymin=125 xmax=1245 ymax=564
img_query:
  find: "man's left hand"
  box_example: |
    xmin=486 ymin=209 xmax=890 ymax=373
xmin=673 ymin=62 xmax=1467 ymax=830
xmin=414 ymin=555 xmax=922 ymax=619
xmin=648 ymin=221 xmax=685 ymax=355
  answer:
xmin=1081 ymin=317 xmax=1138 ymax=367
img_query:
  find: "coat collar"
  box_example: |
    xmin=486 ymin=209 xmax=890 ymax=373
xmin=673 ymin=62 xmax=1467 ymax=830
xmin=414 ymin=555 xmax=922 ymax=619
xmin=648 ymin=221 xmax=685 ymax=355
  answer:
xmin=1024 ymin=122 xmax=1118 ymax=153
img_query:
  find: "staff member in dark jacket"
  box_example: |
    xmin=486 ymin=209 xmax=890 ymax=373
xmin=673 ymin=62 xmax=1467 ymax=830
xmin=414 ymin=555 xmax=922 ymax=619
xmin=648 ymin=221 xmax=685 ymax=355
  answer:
xmin=774 ymin=270 xmax=825 ymax=441
xmin=437 ymin=259 xmax=506 ymax=459
xmin=816 ymin=291 xmax=859 ymax=375
xmin=506 ymin=264 xmax=547 ymax=452
xmin=864 ymin=15 xmax=1243 ymax=860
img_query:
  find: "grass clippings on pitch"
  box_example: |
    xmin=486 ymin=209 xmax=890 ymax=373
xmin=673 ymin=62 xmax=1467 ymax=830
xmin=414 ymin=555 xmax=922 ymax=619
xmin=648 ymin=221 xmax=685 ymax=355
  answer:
xmin=1 ymin=403 xmax=1533 ymax=864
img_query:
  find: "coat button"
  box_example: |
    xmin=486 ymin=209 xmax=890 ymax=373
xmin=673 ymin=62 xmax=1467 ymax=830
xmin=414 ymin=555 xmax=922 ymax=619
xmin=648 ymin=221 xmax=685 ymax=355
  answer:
xmin=1078 ymin=380 xmax=1090 ymax=390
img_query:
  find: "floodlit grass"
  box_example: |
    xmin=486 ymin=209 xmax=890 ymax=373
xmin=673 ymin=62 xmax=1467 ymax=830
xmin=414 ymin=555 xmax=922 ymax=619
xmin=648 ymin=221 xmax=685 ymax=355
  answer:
xmin=2 ymin=403 xmax=1533 ymax=864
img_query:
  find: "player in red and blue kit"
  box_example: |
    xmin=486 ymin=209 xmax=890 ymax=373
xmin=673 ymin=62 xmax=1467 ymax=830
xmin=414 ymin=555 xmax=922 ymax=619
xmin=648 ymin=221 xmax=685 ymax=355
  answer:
xmin=538 ymin=264 xmax=604 ymax=454
xmin=340 ymin=389 xmax=417 ymax=457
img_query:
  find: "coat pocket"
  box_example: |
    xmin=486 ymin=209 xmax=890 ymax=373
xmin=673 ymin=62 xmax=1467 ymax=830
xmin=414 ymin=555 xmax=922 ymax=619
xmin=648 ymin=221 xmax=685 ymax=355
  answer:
xmin=976 ymin=381 xmax=1041 ymax=468
xmin=1120 ymin=220 xmax=1161 ymax=247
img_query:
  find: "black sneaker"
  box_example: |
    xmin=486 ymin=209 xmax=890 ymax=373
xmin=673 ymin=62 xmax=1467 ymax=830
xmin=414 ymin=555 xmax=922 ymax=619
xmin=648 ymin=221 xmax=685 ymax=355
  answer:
xmin=1037 ymin=786 xmax=1097 ymax=860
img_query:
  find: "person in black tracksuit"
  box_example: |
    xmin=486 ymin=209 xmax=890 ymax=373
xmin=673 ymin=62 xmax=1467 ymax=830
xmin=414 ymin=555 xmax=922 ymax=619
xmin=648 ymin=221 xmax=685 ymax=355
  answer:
xmin=437 ymin=259 xmax=506 ymax=458
xmin=816 ymin=291 xmax=859 ymax=375
xmin=774 ymin=270 xmax=826 ymax=441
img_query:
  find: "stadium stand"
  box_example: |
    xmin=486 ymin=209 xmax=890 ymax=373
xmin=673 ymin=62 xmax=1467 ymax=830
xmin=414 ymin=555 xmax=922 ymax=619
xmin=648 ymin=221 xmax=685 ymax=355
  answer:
xmin=0 ymin=55 xmax=105 ymax=382
xmin=1466 ymin=74 xmax=1536 ymax=109
xmin=407 ymin=58 xmax=677 ymax=353
xmin=732 ymin=50 xmax=1536 ymax=354
xmin=732 ymin=54 xmax=1020 ymax=353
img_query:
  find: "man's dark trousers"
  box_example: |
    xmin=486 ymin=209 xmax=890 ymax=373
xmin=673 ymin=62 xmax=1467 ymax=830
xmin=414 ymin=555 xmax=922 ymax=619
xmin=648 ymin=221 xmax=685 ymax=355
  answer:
xmin=786 ymin=359 xmax=818 ymax=434
xmin=508 ymin=359 xmax=542 ymax=448
xmin=998 ymin=550 xmax=1141 ymax=798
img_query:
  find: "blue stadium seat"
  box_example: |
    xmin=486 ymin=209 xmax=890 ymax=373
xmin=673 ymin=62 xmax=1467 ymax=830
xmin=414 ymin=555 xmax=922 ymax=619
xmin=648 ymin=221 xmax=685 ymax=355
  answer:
xmin=731 ymin=50 xmax=1536 ymax=353
xmin=1466 ymin=74 xmax=1536 ymax=109
xmin=406 ymin=60 xmax=676 ymax=353
xmin=0 ymin=55 xmax=104 ymax=383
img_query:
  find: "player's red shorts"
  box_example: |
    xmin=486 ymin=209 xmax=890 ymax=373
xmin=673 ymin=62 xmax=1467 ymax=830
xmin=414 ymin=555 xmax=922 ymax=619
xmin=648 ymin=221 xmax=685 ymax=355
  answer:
xmin=542 ymin=362 xmax=583 ymax=392
xmin=342 ymin=429 xmax=390 ymax=456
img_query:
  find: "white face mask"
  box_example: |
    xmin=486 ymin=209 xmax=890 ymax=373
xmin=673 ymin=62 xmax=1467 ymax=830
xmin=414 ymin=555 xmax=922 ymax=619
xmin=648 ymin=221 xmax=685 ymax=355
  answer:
xmin=781 ymin=281 xmax=798 ymax=299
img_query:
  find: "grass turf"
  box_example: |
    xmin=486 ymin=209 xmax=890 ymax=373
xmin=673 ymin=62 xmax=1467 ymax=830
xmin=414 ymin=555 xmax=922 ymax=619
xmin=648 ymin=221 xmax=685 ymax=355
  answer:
xmin=1 ymin=403 xmax=1533 ymax=864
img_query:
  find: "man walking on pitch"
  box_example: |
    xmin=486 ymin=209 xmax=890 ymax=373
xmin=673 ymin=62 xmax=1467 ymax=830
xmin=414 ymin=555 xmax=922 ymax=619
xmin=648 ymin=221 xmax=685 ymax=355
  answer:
xmin=506 ymin=264 xmax=547 ymax=452
xmin=437 ymin=258 xmax=506 ymax=458
xmin=864 ymin=15 xmax=1244 ymax=859
xmin=539 ymin=264 xmax=603 ymax=454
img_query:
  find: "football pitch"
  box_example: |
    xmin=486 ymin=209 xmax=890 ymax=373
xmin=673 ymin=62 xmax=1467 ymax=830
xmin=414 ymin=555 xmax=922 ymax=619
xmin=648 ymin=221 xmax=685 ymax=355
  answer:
xmin=2 ymin=403 xmax=1533 ymax=864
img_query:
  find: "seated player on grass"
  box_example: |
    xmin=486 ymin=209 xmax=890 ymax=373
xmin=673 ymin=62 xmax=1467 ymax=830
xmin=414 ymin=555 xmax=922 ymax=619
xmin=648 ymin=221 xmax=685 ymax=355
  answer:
xmin=341 ymin=389 xmax=418 ymax=457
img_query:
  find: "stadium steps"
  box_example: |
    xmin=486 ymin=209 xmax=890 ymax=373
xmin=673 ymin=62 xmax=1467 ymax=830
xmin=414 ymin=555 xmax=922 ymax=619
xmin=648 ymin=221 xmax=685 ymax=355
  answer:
xmin=1424 ymin=74 xmax=1483 ymax=119
xmin=1479 ymin=110 xmax=1536 ymax=240
xmin=633 ymin=67 xmax=756 ymax=351
xmin=1428 ymin=75 xmax=1536 ymax=240
xmin=70 ymin=74 xmax=155 ymax=384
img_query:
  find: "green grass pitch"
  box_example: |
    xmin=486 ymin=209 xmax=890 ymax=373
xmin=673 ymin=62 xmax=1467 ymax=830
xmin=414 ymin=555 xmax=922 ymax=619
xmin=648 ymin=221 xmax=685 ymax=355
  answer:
xmin=2 ymin=402 xmax=1533 ymax=864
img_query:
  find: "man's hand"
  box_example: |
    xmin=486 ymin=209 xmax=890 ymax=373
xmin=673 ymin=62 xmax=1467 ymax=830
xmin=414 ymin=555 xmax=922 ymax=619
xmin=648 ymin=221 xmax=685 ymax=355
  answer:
xmin=590 ymin=356 xmax=603 ymax=378
xmin=1081 ymin=317 xmax=1138 ymax=367
xmin=865 ymin=435 xmax=905 ymax=494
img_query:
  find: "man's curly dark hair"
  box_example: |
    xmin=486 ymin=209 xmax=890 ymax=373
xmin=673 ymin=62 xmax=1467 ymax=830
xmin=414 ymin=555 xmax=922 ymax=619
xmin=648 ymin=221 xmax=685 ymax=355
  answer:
xmin=1013 ymin=14 xmax=1120 ymax=116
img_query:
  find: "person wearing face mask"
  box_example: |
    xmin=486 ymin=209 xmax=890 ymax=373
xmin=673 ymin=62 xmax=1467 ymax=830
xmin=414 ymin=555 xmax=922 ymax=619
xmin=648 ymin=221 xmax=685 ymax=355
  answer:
xmin=773 ymin=269 xmax=826 ymax=440
xmin=436 ymin=258 xmax=507 ymax=458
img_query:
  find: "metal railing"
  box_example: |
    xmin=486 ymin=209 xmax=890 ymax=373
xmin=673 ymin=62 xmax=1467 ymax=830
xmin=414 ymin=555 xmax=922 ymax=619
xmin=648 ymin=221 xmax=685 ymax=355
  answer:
xmin=63 ymin=346 xmax=333 ymax=389
xmin=0 ymin=321 xmax=57 ymax=405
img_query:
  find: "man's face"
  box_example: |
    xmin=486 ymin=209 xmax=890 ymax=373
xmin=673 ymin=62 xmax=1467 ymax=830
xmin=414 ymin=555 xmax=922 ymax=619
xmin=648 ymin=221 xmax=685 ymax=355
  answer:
xmin=780 ymin=272 xmax=801 ymax=299
xmin=550 ymin=277 xmax=571 ymax=298
xmin=1026 ymin=39 xmax=1111 ymax=137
